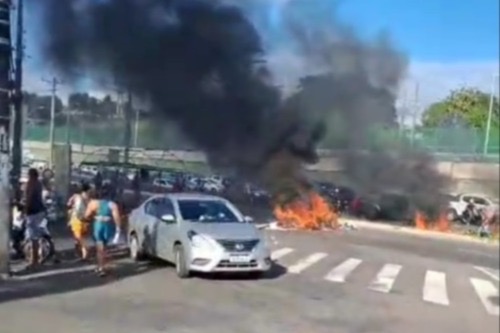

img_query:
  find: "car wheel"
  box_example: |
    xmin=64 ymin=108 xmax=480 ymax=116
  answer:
xmin=39 ymin=235 xmax=55 ymax=264
xmin=23 ymin=241 xmax=33 ymax=263
xmin=174 ymin=244 xmax=190 ymax=279
xmin=129 ymin=234 xmax=145 ymax=261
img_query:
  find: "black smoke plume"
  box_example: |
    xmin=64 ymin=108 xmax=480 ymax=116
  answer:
xmin=33 ymin=0 xmax=449 ymax=217
xmin=278 ymin=1 xmax=450 ymax=218
xmin=33 ymin=0 xmax=323 ymax=198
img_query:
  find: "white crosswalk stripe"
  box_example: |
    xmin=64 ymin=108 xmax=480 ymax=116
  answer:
xmin=324 ymin=258 xmax=363 ymax=283
xmin=474 ymin=266 xmax=500 ymax=281
xmin=271 ymin=247 xmax=294 ymax=260
xmin=423 ymin=270 xmax=449 ymax=306
xmin=368 ymin=264 xmax=402 ymax=293
xmin=470 ymin=278 xmax=500 ymax=316
xmin=268 ymin=246 xmax=497 ymax=315
xmin=286 ymin=252 xmax=328 ymax=274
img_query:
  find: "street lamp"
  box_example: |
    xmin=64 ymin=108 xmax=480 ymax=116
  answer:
xmin=483 ymin=74 xmax=499 ymax=155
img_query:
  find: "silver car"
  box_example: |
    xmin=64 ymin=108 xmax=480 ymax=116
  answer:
xmin=127 ymin=193 xmax=272 ymax=278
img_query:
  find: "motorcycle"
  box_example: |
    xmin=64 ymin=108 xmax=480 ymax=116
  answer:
xmin=458 ymin=204 xmax=484 ymax=226
xmin=11 ymin=204 xmax=56 ymax=264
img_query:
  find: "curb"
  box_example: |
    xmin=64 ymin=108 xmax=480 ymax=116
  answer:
xmin=260 ymin=219 xmax=499 ymax=247
xmin=342 ymin=218 xmax=499 ymax=246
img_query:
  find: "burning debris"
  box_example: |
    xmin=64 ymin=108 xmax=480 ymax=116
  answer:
xmin=414 ymin=211 xmax=450 ymax=232
xmin=274 ymin=191 xmax=338 ymax=230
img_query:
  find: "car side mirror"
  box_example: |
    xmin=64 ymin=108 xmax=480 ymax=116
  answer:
xmin=243 ymin=215 xmax=253 ymax=223
xmin=161 ymin=214 xmax=176 ymax=223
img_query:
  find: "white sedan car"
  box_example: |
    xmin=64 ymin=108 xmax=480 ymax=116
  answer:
xmin=127 ymin=193 xmax=272 ymax=278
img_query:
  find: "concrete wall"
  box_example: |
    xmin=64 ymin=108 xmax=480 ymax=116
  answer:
xmin=24 ymin=141 xmax=499 ymax=196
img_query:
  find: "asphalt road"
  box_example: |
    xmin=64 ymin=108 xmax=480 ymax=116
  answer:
xmin=0 ymin=228 xmax=498 ymax=333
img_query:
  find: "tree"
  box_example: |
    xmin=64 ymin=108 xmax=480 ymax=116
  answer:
xmin=24 ymin=92 xmax=63 ymax=122
xmin=422 ymin=88 xmax=499 ymax=129
xmin=67 ymin=92 xmax=102 ymax=118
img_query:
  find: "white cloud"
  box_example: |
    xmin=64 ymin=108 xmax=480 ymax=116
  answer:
xmin=267 ymin=50 xmax=499 ymax=107
xmin=401 ymin=61 xmax=499 ymax=107
xmin=23 ymin=66 xmax=111 ymax=103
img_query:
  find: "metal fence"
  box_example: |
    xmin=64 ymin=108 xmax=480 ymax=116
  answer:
xmin=24 ymin=120 xmax=499 ymax=162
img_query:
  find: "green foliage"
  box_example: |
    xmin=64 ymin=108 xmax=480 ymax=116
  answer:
xmin=422 ymin=88 xmax=499 ymax=129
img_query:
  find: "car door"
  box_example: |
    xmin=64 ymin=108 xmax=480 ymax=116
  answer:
xmin=143 ymin=198 xmax=161 ymax=256
xmin=153 ymin=197 xmax=177 ymax=262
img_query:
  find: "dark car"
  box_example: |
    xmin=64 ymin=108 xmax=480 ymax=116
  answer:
xmin=351 ymin=192 xmax=413 ymax=222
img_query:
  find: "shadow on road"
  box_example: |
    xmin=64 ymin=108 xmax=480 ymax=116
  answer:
xmin=489 ymin=295 xmax=499 ymax=306
xmin=196 ymin=261 xmax=288 ymax=281
xmin=0 ymin=247 xmax=160 ymax=305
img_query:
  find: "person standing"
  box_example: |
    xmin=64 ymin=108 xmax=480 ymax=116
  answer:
xmin=23 ymin=168 xmax=46 ymax=268
xmin=84 ymin=185 xmax=122 ymax=276
xmin=67 ymin=182 xmax=91 ymax=260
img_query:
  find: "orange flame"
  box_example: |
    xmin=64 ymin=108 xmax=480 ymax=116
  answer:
xmin=273 ymin=192 xmax=338 ymax=230
xmin=414 ymin=211 xmax=450 ymax=232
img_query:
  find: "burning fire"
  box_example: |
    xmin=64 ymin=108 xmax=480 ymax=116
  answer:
xmin=273 ymin=192 xmax=338 ymax=230
xmin=414 ymin=211 xmax=450 ymax=232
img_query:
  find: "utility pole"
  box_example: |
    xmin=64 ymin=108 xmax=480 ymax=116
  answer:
xmin=11 ymin=0 xmax=23 ymax=200
xmin=42 ymin=77 xmax=61 ymax=168
xmin=133 ymin=106 xmax=139 ymax=147
xmin=0 ymin=0 xmax=12 ymax=278
xmin=123 ymin=90 xmax=132 ymax=163
xmin=410 ymin=81 xmax=420 ymax=146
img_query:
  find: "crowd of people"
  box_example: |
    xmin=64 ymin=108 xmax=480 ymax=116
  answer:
xmin=14 ymin=168 xmax=123 ymax=277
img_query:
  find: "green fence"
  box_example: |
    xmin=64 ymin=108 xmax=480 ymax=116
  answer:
xmin=25 ymin=121 xmax=499 ymax=161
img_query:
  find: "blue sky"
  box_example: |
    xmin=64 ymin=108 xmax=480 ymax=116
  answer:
xmin=24 ymin=0 xmax=499 ymax=105
xmin=337 ymin=0 xmax=499 ymax=62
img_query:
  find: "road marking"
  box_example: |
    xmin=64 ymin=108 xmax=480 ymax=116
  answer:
xmin=474 ymin=266 xmax=500 ymax=281
xmin=368 ymin=263 xmax=402 ymax=293
xmin=470 ymin=278 xmax=500 ymax=316
xmin=12 ymin=265 xmax=96 ymax=281
xmin=271 ymin=248 xmax=294 ymax=260
xmin=324 ymin=258 xmax=362 ymax=283
xmin=286 ymin=252 xmax=328 ymax=274
xmin=423 ymin=270 xmax=449 ymax=306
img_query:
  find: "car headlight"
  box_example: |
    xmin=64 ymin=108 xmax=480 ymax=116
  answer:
xmin=187 ymin=230 xmax=214 ymax=249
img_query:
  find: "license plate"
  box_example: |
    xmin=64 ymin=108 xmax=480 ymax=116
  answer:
xmin=229 ymin=255 xmax=251 ymax=263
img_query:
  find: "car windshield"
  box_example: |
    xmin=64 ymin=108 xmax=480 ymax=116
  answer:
xmin=178 ymin=199 xmax=240 ymax=223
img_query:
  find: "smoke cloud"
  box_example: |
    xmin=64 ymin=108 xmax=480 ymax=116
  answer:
xmin=33 ymin=0 xmax=449 ymax=217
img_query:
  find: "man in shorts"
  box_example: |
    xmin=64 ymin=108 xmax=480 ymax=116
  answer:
xmin=84 ymin=186 xmax=122 ymax=276
xmin=23 ymin=168 xmax=46 ymax=267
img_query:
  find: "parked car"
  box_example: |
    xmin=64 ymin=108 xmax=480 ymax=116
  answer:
xmin=127 ymin=193 xmax=272 ymax=278
xmin=152 ymin=178 xmax=175 ymax=191
xmin=351 ymin=192 xmax=413 ymax=222
xmin=313 ymin=182 xmax=356 ymax=212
